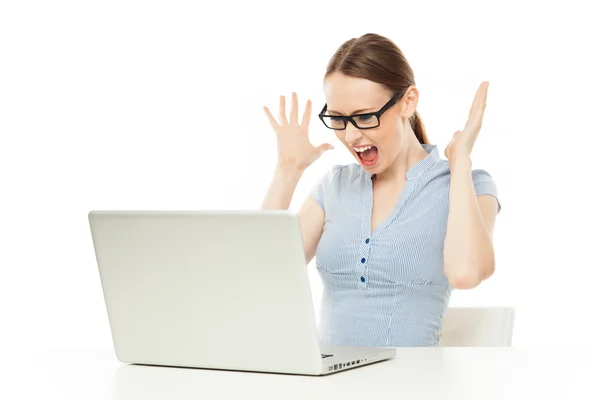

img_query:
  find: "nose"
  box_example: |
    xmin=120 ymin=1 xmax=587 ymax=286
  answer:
xmin=344 ymin=123 xmax=363 ymax=144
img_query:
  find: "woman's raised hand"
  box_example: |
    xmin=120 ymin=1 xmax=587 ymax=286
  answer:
xmin=263 ymin=92 xmax=334 ymax=171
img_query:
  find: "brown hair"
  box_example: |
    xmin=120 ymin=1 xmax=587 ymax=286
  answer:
xmin=324 ymin=33 xmax=429 ymax=144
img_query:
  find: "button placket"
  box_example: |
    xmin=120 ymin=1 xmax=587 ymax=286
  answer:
xmin=357 ymin=236 xmax=372 ymax=287
xmin=357 ymin=172 xmax=374 ymax=288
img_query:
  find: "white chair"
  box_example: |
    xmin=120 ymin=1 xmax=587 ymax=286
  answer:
xmin=439 ymin=307 xmax=515 ymax=347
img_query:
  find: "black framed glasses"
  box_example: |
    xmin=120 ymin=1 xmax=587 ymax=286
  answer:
xmin=318 ymin=91 xmax=404 ymax=130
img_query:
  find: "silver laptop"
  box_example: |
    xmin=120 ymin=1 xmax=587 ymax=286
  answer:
xmin=88 ymin=210 xmax=396 ymax=375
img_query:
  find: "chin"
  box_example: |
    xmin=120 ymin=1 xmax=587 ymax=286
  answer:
xmin=358 ymin=157 xmax=385 ymax=175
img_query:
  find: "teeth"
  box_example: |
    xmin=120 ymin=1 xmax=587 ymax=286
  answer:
xmin=354 ymin=145 xmax=373 ymax=152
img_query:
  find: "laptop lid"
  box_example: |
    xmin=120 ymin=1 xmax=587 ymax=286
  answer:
xmin=88 ymin=210 xmax=324 ymax=375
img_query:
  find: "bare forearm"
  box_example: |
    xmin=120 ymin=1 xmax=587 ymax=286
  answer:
xmin=260 ymin=166 xmax=304 ymax=210
xmin=443 ymin=158 xmax=495 ymax=289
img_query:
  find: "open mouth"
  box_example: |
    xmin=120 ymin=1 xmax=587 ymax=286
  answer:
xmin=354 ymin=145 xmax=379 ymax=167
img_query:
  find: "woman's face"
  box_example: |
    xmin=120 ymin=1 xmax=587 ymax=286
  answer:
xmin=323 ymin=72 xmax=416 ymax=175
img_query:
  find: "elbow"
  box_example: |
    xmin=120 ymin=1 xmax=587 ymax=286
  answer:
xmin=446 ymin=263 xmax=495 ymax=290
xmin=448 ymin=273 xmax=482 ymax=290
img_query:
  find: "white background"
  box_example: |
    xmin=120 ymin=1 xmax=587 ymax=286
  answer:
xmin=1 ymin=0 xmax=599 ymax=363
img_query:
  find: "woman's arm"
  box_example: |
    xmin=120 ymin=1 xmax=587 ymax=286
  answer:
xmin=443 ymin=157 xmax=498 ymax=289
xmin=260 ymin=166 xmax=304 ymax=210
xmin=261 ymin=92 xmax=335 ymax=265
xmin=260 ymin=166 xmax=326 ymax=264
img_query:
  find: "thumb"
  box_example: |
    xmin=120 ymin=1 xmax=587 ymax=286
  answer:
xmin=317 ymin=143 xmax=335 ymax=155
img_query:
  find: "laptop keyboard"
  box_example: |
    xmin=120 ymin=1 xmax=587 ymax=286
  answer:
xmin=321 ymin=353 xmax=333 ymax=358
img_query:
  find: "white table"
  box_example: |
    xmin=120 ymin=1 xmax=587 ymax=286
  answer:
xmin=3 ymin=347 xmax=598 ymax=399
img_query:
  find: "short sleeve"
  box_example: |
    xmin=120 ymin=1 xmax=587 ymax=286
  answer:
xmin=472 ymin=169 xmax=501 ymax=213
xmin=309 ymin=165 xmax=342 ymax=211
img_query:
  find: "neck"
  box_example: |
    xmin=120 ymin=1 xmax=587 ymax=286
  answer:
xmin=374 ymin=135 xmax=428 ymax=183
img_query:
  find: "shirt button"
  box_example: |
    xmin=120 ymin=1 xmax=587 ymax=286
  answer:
xmin=365 ymin=238 xmax=370 ymax=244
xmin=360 ymin=276 xmax=366 ymax=283
xmin=361 ymin=258 xmax=366 ymax=263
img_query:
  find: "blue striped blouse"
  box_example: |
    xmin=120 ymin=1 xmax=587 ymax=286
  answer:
xmin=310 ymin=143 xmax=501 ymax=347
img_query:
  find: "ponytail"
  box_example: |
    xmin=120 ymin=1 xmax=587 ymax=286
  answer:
xmin=410 ymin=110 xmax=429 ymax=144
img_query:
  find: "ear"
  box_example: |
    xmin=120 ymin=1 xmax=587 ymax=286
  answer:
xmin=400 ymin=85 xmax=419 ymax=117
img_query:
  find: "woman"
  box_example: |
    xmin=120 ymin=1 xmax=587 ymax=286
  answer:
xmin=261 ymin=33 xmax=501 ymax=347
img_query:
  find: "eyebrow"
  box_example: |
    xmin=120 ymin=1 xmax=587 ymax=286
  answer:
xmin=326 ymin=107 xmax=374 ymax=115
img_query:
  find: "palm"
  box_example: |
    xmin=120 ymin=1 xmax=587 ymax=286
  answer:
xmin=264 ymin=93 xmax=334 ymax=170
xmin=445 ymin=81 xmax=489 ymax=162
